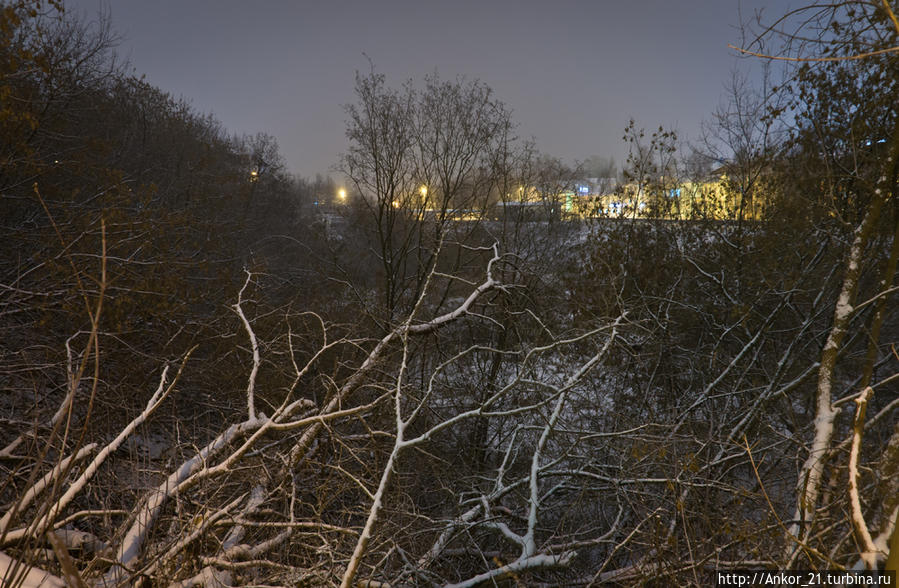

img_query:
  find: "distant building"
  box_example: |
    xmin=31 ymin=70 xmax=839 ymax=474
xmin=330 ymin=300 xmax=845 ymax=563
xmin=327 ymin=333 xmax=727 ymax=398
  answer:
xmin=560 ymin=169 xmax=769 ymax=221
xmin=385 ymin=168 xmax=770 ymax=223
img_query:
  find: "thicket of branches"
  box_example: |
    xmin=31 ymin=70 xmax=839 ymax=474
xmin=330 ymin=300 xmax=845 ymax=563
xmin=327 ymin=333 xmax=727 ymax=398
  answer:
xmin=1 ymin=1 xmax=897 ymax=586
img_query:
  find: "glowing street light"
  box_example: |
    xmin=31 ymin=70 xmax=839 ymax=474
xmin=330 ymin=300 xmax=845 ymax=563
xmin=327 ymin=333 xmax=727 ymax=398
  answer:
xmin=419 ymin=185 xmax=428 ymax=197
xmin=338 ymin=188 xmax=347 ymax=201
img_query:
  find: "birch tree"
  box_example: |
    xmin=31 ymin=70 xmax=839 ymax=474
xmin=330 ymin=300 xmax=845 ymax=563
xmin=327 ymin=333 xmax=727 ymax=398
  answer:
xmin=735 ymin=0 xmax=899 ymax=568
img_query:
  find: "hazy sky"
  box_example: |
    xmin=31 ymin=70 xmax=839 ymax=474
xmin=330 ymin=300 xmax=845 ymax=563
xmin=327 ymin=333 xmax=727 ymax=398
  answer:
xmin=65 ymin=0 xmax=776 ymax=178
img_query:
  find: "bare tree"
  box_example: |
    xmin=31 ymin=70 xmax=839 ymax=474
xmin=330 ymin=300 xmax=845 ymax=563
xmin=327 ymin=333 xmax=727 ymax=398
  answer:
xmin=733 ymin=0 xmax=899 ymax=569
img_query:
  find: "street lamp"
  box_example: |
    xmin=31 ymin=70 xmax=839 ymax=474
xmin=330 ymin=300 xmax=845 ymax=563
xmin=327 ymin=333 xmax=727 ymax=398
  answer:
xmin=338 ymin=188 xmax=347 ymax=201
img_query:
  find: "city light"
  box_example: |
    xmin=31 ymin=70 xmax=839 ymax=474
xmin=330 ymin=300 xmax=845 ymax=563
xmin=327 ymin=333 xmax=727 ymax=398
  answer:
xmin=338 ymin=188 xmax=347 ymax=200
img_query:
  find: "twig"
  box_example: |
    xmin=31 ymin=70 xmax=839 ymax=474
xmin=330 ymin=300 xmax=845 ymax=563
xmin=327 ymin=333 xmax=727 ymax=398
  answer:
xmin=728 ymin=43 xmax=899 ymax=62
xmin=742 ymin=435 xmax=838 ymax=567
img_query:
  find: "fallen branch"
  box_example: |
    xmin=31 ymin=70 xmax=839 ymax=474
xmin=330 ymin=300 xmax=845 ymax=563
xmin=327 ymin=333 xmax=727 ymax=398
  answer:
xmin=0 ymin=551 xmax=64 ymax=588
xmin=443 ymin=551 xmax=575 ymax=588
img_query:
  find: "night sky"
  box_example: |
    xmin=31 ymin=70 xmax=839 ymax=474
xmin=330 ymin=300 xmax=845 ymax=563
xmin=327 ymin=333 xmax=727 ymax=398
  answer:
xmin=64 ymin=0 xmax=777 ymax=179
